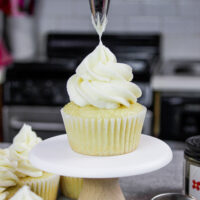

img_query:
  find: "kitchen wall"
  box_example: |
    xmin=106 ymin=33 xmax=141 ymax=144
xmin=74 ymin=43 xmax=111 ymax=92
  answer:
xmin=36 ymin=0 xmax=200 ymax=60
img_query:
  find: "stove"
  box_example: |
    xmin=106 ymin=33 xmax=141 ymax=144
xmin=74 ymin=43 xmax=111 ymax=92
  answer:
xmin=3 ymin=33 xmax=161 ymax=142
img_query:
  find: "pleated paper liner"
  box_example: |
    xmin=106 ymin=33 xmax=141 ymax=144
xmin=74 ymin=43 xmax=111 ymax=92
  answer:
xmin=19 ymin=173 xmax=60 ymax=200
xmin=61 ymin=177 xmax=83 ymax=199
xmin=61 ymin=107 xmax=146 ymax=156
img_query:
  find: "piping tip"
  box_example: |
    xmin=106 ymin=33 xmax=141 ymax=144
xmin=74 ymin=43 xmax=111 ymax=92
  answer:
xmin=89 ymin=0 xmax=110 ymax=26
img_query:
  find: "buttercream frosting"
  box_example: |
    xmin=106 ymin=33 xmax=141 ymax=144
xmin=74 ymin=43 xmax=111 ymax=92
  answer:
xmin=67 ymin=42 xmax=142 ymax=109
xmin=0 ymin=187 xmax=8 ymax=200
xmin=10 ymin=186 xmax=43 ymax=200
xmin=0 ymin=149 xmax=18 ymax=189
xmin=9 ymin=124 xmax=43 ymax=178
xmin=0 ymin=191 xmax=8 ymax=200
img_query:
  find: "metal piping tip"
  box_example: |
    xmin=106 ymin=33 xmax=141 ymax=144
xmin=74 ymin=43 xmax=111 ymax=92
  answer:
xmin=89 ymin=0 xmax=110 ymax=26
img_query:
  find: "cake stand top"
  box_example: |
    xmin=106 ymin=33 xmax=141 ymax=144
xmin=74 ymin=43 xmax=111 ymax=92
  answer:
xmin=29 ymin=134 xmax=172 ymax=178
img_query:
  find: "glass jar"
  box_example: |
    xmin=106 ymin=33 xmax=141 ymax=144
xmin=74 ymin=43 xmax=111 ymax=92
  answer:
xmin=184 ymin=136 xmax=200 ymax=200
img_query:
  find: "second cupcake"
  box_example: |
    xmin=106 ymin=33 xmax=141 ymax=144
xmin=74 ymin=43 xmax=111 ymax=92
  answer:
xmin=9 ymin=124 xmax=60 ymax=200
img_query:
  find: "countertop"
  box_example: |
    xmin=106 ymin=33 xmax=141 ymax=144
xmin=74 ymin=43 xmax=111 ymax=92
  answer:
xmin=0 ymin=142 xmax=184 ymax=200
xmin=151 ymin=59 xmax=200 ymax=92
xmin=151 ymin=75 xmax=200 ymax=92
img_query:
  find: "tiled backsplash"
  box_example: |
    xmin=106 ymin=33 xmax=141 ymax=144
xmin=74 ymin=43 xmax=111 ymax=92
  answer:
xmin=33 ymin=0 xmax=200 ymax=59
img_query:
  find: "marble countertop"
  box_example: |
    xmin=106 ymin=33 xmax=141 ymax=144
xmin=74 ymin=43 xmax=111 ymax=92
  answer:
xmin=0 ymin=143 xmax=184 ymax=200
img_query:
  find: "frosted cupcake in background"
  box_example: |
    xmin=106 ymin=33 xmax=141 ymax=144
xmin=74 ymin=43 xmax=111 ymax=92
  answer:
xmin=61 ymin=41 xmax=146 ymax=156
xmin=10 ymin=185 xmax=43 ymax=200
xmin=0 ymin=148 xmax=19 ymax=200
xmin=9 ymin=124 xmax=60 ymax=200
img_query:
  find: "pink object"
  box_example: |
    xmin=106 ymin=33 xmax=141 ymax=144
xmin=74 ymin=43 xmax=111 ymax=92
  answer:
xmin=10 ymin=0 xmax=24 ymax=16
xmin=0 ymin=41 xmax=13 ymax=69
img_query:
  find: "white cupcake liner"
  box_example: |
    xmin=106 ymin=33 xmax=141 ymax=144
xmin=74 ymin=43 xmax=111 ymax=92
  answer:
xmin=19 ymin=173 xmax=60 ymax=200
xmin=61 ymin=107 xmax=146 ymax=156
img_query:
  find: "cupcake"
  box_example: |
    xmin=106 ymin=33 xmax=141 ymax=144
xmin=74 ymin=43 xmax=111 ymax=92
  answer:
xmin=9 ymin=124 xmax=60 ymax=200
xmin=0 ymin=148 xmax=18 ymax=200
xmin=61 ymin=41 xmax=146 ymax=156
xmin=60 ymin=177 xmax=83 ymax=199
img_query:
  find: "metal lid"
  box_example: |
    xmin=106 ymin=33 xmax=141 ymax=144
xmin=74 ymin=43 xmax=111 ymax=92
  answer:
xmin=185 ymin=135 xmax=200 ymax=161
xmin=152 ymin=193 xmax=196 ymax=200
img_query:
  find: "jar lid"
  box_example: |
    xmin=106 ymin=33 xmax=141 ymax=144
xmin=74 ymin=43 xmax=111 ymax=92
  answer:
xmin=185 ymin=135 xmax=200 ymax=161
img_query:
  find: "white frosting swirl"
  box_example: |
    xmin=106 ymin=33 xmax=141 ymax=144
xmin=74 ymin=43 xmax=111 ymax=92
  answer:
xmin=67 ymin=42 xmax=142 ymax=109
xmin=9 ymin=124 xmax=43 ymax=178
xmin=0 ymin=187 xmax=9 ymax=200
xmin=10 ymin=186 xmax=43 ymax=200
xmin=0 ymin=191 xmax=8 ymax=200
xmin=0 ymin=149 xmax=18 ymax=189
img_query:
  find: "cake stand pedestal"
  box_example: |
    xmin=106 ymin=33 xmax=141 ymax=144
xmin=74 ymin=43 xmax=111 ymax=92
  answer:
xmin=29 ymin=135 xmax=172 ymax=200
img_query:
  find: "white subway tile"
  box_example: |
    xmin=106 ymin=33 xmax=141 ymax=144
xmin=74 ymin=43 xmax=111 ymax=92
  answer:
xmin=69 ymin=0 xmax=90 ymax=17
xmin=177 ymin=0 xmax=200 ymax=16
xmin=38 ymin=18 xmax=58 ymax=33
xmin=142 ymin=0 xmax=178 ymax=16
xmin=109 ymin=0 xmax=143 ymax=17
xmin=41 ymin=0 xmax=71 ymax=16
xmin=163 ymin=33 xmax=200 ymax=60
xmin=162 ymin=16 xmax=198 ymax=34
xmin=55 ymin=17 xmax=93 ymax=32
xmin=127 ymin=16 xmax=161 ymax=32
xmin=106 ymin=16 xmax=128 ymax=33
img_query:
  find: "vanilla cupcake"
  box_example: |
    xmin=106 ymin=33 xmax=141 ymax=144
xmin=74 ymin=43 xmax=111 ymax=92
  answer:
xmin=9 ymin=124 xmax=60 ymax=200
xmin=60 ymin=177 xmax=83 ymax=199
xmin=0 ymin=148 xmax=18 ymax=200
xmin=61 ymin=42 xmax=146 ymax=156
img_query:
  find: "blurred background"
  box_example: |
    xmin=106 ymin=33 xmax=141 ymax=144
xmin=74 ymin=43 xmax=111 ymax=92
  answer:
xmin=0 ymin=0 xmax=200 ymax=143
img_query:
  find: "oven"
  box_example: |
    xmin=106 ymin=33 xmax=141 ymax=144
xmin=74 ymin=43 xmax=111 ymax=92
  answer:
xmin=155 ymin=92 xmax=200 ymax=141
xmin=2 ymin=61 xmax=72 ymax=142
xmin=3 ymin=106 xmax=65 ymax=142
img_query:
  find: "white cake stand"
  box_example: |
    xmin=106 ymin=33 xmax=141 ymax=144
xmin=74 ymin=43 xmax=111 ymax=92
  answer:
xmin=29 ymin=134 xmax=172 ymax=200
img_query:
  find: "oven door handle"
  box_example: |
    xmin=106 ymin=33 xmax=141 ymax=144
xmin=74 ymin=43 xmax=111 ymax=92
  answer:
xmin=10 ymin=118 xmax=65 ymax=132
